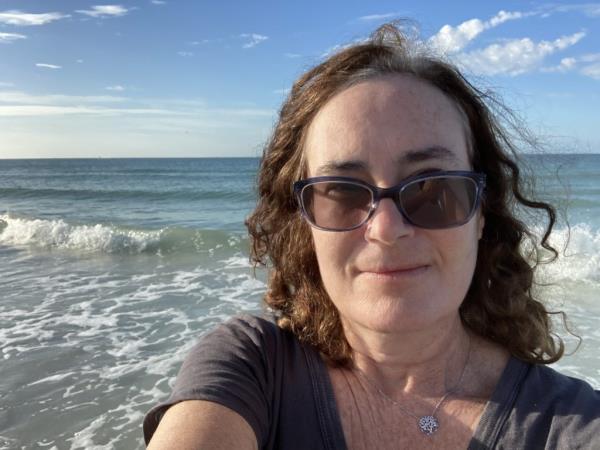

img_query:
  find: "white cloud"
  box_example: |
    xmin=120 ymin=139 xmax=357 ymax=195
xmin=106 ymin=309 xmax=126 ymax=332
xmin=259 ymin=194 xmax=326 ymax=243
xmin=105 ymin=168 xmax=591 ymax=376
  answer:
xmin=0 ymin=82 xmax=14 ymax=87
xmin=0 ymin=10 xmax=69 ymax=26
xmin=177 ymin=51 xmax=193 ymax=57
xmin=284 ymin=53 xmax=301 ymax=58
xmin=430 ymin=19 xmax=485 ymax=53
xmin=357 ymin=12 xmax=399 ymax=22
xmin=105 ymin=85 xmax=125 ymax=91
xmin=36 ymin=63 xmax=62 ymax=69
xmin=0 ymin=32 xmax=26 ymax=43
xmin=240 ymin=33 xmax=268 ymax=49
xmin=76 ymin=5 xmax=128 ymax=18
xmin=0 ymin=89 xmax=273 ymax=119
xmin=273 ymin=88 xmax=291 ymax=95
xmin=542 ymin=57 xmax=578 ymax=72
xmin=542 ymin=53 xmax=600 ymax=79
xmin=0 ymin=90 xmax=275 ymax=157
xmin=456 ymin=31 xmax=586 ymax=76
xmin=0 ymin=105 xmax=174 ymax=117
xmin=429 ymin=10 xmax=526 ymax=54
xmin=0 ymin=90 xmax=164 ymax=116
xmin=582 ymin=4 xmax=600 ymax=17
xmin=428 ymin=9 xmax=593 ymax=77
xmin=76 ymin=59 xmax=84 ymax=64
xmin=580 ymin=53 xmax=600 ymax=63
xmin=579 ymin=53 xmax=600 ymax=79
xmin=0 ymin=91 xmax=126 ymax=105
xmin=581 ymin=63 xmax=600 ymax=79
xmin=211 ymin=108 xmax=272 ymax=117
xmin=320 ymin=36 xmax=370 ymax=59
xmin=488 ymin=10 xmax=525 ymax=26
xmin=189 ymin=38 xmax=221 ymax=46
xmin=553 ymin=32 xmax=587 ymax=49
xmin=543 ymin=3 xmax=600 ymax=18
xmin=150 ymin=0 xmax=166 ymax=4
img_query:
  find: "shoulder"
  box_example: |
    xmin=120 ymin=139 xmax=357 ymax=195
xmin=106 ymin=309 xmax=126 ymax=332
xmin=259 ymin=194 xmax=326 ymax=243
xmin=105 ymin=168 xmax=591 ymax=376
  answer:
xmin=498 ymin=359 xmax=600 ymax=449
xmin=522 ymin=363 xmax=600 ymax=413
xmin=177 ymin=313 xmax=299 ymax=387
xmin=197 ymin=314 xmax=296 ymax=358
xmin=210 ymin=313 xmax=284 ymax=340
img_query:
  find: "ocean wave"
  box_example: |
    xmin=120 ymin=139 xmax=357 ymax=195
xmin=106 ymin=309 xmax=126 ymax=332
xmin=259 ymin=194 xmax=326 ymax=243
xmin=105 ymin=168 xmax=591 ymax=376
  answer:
xmin=533 ymin=223 xmax=600 ymax=286
xmin=1 ymin=214 xmax=597 ymax=283
xmin=0 ymin=214 xmax=247 ymax=255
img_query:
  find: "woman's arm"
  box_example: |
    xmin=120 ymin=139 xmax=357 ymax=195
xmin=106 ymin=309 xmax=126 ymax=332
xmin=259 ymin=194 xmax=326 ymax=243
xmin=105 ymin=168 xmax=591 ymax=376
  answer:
xmin=147 ymin=400 xmax=258 ymax=450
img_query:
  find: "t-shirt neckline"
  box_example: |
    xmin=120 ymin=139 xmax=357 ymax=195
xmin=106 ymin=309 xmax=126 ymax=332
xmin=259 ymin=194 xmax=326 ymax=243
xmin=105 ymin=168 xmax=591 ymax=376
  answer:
xmin=305 ymin=347 xmax=528 ymax=450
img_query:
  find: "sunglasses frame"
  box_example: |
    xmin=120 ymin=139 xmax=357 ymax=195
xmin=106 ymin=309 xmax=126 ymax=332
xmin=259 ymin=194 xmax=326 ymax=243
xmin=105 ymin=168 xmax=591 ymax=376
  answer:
xmin=293 ymin=170 xmax=486 ymax=232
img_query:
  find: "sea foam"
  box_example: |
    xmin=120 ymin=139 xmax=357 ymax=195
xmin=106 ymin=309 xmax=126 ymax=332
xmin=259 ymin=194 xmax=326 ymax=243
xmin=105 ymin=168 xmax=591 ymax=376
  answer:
xmin=0 ymin=214 xmax=160 ymax=254
xmin=535 ymin=224 xmax=600 ymax=285
xmin=0 ymin=214 xmax=244 ymax=255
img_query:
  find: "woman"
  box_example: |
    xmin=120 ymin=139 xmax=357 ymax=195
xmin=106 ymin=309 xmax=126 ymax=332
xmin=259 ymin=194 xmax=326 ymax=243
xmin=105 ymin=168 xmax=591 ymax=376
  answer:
xmin=144 ymin=24 xmax=599 ymax=449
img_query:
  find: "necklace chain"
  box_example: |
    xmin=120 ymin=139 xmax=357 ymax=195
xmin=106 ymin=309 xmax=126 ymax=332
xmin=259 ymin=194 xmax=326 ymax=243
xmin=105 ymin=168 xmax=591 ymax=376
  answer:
xmin=354 ymin=335 xmax=472 ymax=436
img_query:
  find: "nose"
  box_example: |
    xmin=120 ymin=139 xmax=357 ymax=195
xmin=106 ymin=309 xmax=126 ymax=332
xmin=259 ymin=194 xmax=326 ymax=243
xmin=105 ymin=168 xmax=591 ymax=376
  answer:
xmin=364 ymin=197 xmax=415 ymax=245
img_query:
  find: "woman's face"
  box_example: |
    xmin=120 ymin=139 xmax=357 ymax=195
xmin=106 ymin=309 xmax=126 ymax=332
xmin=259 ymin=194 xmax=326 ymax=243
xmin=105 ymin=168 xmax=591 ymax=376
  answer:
xmin=303 ymin=75 xmax=484 ymax=335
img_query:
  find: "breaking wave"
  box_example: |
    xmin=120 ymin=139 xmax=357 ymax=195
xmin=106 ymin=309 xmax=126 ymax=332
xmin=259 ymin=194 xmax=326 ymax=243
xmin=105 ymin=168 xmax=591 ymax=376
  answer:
xmin=0 ymin=213 xmax=247 ymax=255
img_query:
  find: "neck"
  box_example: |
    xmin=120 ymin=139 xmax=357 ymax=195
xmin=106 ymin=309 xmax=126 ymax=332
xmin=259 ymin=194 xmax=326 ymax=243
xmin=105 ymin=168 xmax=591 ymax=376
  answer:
xmin=345 ymin=313 xmax=471 ymax=399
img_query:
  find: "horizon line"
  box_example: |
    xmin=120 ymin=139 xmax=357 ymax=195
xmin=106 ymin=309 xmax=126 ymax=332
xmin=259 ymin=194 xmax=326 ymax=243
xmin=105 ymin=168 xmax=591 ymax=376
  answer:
xmin=2 ymin=152 xmax=600 ymax=161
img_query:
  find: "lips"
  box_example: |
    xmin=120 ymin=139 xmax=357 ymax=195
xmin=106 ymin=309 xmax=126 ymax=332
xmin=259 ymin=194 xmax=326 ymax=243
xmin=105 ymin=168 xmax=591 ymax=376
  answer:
xmin=359 ymin=260 xmax=429 ymax=271
xmin=358 ymin=264 xmax=430 ymax=278
xmin=365 ymin=265 xmax=428 ymax=273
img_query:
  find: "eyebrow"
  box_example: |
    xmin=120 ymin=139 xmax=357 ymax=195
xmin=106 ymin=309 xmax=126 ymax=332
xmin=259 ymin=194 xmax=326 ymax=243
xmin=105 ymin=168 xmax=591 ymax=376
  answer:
xmin=401 ymin=145 xmax=459 ymax=163
xmin=314 ymin=146 xmax=459 ymax=175
xmin=315 ymin=159 xmax=368 ymax=175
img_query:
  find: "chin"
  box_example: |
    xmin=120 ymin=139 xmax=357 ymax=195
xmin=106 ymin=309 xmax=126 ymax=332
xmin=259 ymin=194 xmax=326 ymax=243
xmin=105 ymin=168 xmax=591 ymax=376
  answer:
xmin=347 ymin=295 xmax=459 ymax=333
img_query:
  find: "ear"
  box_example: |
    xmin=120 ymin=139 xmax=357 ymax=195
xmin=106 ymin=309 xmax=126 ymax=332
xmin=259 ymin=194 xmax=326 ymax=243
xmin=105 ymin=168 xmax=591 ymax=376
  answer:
xmin=477 ymin=211 xmax=485 ymax=240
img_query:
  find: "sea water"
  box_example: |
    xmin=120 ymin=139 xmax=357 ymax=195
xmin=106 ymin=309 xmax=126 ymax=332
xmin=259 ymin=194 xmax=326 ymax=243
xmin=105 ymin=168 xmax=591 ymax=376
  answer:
xmin=0 ymin=156 xmax=598 ymax=449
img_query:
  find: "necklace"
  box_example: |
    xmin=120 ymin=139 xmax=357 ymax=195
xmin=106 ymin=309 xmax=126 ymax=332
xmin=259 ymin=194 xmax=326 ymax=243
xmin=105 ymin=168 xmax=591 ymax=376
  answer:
xmin=354 ymin=336 xmax=471 ymax=436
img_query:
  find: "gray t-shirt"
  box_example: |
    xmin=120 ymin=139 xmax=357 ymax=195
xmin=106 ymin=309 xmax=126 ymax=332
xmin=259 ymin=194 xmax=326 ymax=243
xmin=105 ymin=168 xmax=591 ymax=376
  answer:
xmin=143 ymin=315 xmax=600 ymax=449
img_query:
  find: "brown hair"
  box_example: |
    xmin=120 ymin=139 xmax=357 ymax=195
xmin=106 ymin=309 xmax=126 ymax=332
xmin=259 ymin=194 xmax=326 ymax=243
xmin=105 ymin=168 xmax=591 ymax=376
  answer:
xmin=245 ymin=23 xmax=564 ymax=367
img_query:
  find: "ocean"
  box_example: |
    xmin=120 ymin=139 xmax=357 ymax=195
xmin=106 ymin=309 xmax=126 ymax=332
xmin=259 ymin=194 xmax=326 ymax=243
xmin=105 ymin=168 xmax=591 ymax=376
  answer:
xmin=1 ymin=156 xmax=598 ymax=449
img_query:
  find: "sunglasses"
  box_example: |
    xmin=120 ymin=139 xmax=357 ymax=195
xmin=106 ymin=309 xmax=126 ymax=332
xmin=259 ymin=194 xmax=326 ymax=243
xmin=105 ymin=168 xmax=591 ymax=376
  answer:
xmin=293 ymin=170 xmax=486 ymax=232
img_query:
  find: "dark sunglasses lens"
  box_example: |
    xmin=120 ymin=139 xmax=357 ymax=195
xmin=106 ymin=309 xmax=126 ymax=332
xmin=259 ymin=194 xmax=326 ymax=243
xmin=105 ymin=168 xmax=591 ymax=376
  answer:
xmin=302 ymin=182 xmax=372 ymax=230
xmin=401 ymin=177 xmax=477 ymax=228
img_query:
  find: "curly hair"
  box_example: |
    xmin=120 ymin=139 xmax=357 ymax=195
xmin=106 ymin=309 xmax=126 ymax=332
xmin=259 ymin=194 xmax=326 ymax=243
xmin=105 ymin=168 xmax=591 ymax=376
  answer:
xmin=245 ymin=23 xmax=564 ymax=367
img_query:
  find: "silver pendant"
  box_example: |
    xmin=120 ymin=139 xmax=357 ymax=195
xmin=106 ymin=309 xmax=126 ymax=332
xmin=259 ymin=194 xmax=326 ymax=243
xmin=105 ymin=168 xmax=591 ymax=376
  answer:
xmin=418 ymin=415 xmax=439 ymax=435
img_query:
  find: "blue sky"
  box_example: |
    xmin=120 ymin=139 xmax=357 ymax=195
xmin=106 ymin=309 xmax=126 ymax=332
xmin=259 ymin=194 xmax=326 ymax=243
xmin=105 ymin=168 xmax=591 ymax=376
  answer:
xmin=0 ymin=1 xmax=599 ymax=158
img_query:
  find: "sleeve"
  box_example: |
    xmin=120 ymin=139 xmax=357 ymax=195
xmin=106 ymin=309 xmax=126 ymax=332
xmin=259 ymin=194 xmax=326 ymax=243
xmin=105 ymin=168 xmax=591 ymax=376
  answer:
xmin=492 ymin=361 xmax=600 ymax=449
xmin=528 ymin=367 xmax=600 ymax=449
xmin=142 ymin=315 xmax=279 ymax=447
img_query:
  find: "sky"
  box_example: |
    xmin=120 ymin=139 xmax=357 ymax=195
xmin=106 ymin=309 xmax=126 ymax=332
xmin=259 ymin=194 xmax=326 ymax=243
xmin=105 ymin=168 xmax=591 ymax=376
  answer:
xmin=0 ymin=1 xmax=599 ymax=158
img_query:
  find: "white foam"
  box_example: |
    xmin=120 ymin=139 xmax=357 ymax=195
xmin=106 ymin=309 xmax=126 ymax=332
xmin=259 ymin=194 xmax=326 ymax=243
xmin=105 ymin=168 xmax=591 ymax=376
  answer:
xmin=0 ymin=214 xmax=161 ymax=254
xmin=27 ymin=372 xmax=75 ymax=387
xmin=69 ymin=415 xmax=110 ymax=450
xmin=0 ymin=435 xmax=19 ymax=449
xmin=221 ymin=254 xmax=252 ymax=268
xmin=533 ymin=223 xmax=600 ymax=285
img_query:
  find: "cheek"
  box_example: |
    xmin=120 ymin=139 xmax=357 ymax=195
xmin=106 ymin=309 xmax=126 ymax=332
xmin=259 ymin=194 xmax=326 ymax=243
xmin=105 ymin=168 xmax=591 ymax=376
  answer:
xmin=311 ymin=230 xmax=358 ymax=284
xmin=437 ymin=224 xmax=481 ymax=279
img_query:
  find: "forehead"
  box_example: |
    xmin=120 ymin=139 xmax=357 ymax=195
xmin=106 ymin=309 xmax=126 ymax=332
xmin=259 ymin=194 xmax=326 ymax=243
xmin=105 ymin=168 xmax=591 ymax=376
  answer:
xmin=303 ymin=75 xmax=471 ymax=177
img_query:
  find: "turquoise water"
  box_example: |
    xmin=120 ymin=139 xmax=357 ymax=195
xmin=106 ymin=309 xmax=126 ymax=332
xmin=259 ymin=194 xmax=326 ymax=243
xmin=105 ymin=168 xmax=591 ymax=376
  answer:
xmin=0 ymin=156 xmax=599 ymax=449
